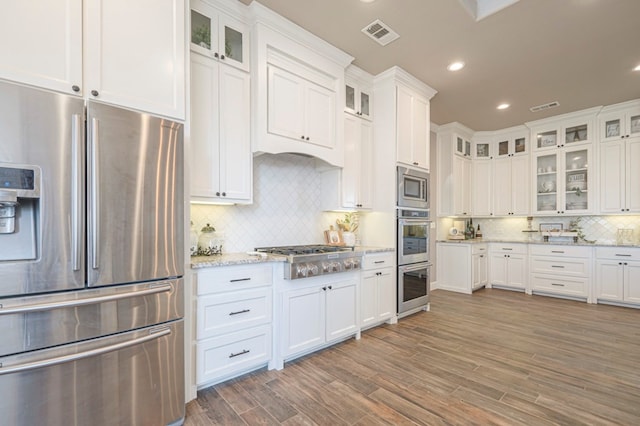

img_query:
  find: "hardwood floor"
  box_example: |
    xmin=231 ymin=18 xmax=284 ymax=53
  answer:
xmin=184 ymin=288 xmax=640 ymax=425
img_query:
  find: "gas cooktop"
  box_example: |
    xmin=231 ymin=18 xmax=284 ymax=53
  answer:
xmin=255 ymin=245 xmax=361 ymax=280
xmin=255 ymin=244 xmax=354 ymax=256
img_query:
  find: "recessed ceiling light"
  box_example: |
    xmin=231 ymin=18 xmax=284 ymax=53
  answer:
xmin=447 ymin=61 xmax=465 ymax=71
xmin=360 ymin=0 xmax=376 ymax=3
xmin=634 ymin=64 xmax=640 ymax=71
xmin=497 ymin=103 xmax=510 ymax=110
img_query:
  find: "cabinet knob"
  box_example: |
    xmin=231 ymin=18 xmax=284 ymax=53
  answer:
xmin=301 ymin=135 xmax=305 ymax=140
xmin=221 ymin=55 xmax=225 ymax=60
xmin=625 ymin=262 xmax=628 ymax=266
xmin=214 ymin=52 xmax=219 ymax=58
xmin=322 ymin=286 xmax=327 ymax=291
xmin=216 ymin=192 xmax=220 ymax=196
xmin=91 ymin=90 xmax=99 ymax=97
xmin=222 ymin=192 xmax=226 ymax=197
xmin=328 ymin=285 xmax=332 ymax=290
xmin=72 ymin=85 xmax=80 ymax=92
xmin=306 ymin=136 xmax=310 ymax=141
xmin=413 ymin=162 xmax=419 ymax=165
xmin=626 ymin=209 xmax=630 ymax=212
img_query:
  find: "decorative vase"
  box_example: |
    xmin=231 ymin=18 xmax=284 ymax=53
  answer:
xmin=342 ymin=232 xmax=356 ymax=247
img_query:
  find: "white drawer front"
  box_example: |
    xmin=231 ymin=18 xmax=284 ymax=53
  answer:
xmin=595 ymin=247 xmax=640 ymax=261
xmin=197 ymin=288 xmax=272 ymax=339
xmin=196 ymin=325 xmax=271 ymax=386
xmin=197 ymin=263 xmax=273 ymax=295
xmin=472 ymin=244 xmax=488 ymax=255
xmin=490 ymin=243 xmax=527 ymax=255
xmin=531 ymin=274 xmax=588 ymax=297
xmin=530 ymin=257 xmax=590 ymax=277
xmin=529 ymin=244 xmax=591 ymax=258
xmin=363 ymin=252 xmax=395 ymax=270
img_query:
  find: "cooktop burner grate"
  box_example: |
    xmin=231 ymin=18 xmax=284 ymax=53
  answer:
xmin=255 ymin=245 xmax=354 ymax=256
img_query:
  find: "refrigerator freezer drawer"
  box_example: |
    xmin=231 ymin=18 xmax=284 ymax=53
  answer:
xmin=0 ymin=279 xmax=183 ymax=357
xmin=0 ymin=320 xmax=184 ymax=426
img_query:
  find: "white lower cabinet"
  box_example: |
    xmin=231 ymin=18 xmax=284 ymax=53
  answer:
xmin=472 ymin=244 xmax=489 ymax=290
xmin=360 ymin=253 xmax=396 ymax=329
xmin=195 ymin=263 xmax=272 ymax=387
xmin=489 ymin=243 xmax=527 ymax=291
xmin=437 ymin=242 xmax=487 ymax=294
xmin=529 ymin=245 xmax=591 ymax=301
xmin=595 ymin=247 xmax=640 ymax=305
xmin=280 ymin=273 xmax=359 ymax=362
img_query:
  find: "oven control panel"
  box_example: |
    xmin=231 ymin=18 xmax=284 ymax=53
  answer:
xmin=286 ymin=256 xmax=362 ymax=280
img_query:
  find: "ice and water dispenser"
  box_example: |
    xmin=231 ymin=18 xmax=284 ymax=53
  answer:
xmin=0 ymin=164 xmax=40 ymax=261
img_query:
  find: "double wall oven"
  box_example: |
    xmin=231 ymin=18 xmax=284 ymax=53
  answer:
xmin=397 ymin=166 xmax=431 ymax=317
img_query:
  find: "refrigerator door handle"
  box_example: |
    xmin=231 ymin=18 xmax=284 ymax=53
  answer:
xmin=71 ymin=113 xmax=83 ymax=271
xmin=0 ymin=326 xmax=171 ymax=376
xmin=89 ymin=117 xmax=100 ymax=270
xmin=0 ymin=283 xmax=172 ymax=315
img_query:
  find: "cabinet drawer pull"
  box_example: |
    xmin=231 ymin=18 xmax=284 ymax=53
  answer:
xmin=615 ymin=254 xmax=632 ymax=257
xmin=551 ymin=265 xmax=565 ymax=268
xmin=229 ymin=309 xmax=250 ymax=316
xmin=502 ymin=248 xmax=513 ymax=251
xmin=230 ymin=278 xmax=251 ymax=283
xmin=551 ymin=251 xmax=564 ymax=254
xmin=551 ymin=283 xmax=565 ymax=287
xmin=229 ymin=349 xmax=250 ymax=358
xmin=374 ymin=260 xmax=385 ymax=264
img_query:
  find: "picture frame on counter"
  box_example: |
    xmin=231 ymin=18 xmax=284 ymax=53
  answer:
xmin=324 ymin=229 xmax=344 ymax=246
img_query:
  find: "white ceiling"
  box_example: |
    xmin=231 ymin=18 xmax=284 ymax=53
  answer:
xmin=243 ymin=0 xmax=640 ymax=131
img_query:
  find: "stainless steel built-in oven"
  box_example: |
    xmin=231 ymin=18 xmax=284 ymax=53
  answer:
xmin=397 ymin=209 xmax=430 ymax=265
xmin=397 ymin=208 xmax=431 ymax=317
xmin=397 ymin=166 xmax=429 ymax=210
xmin=398 ymin=262 xmax=430 ymax=315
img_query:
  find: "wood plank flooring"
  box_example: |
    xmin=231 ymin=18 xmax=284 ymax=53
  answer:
xmin=184 ymin=288 xmax=640 ymax=425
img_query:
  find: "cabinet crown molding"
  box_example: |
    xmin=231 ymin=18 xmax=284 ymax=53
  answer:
xmin=599 ymin=98 xmax=640 ymax=114
xmin=525 ymin=105 xmax=603 ymax=129
xmin=248 ymin=2 xmax=354 ymax=68
xmin=436 ymin=121 xmax=475 ymax=138
xmin=374 ymin=66 xmax=437 ymax=100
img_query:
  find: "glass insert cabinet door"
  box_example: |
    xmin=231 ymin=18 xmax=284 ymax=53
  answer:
xmin=536 ymin=154 xmax=558 ymax=212
xmin=190 ymin=5 xmax=249 ymax=72
xmin=565 ymin=124 xmax=588 ymax=145
xmin=360 ymin=91 xmax=370 ymax=117
xmin=475 ymin=142 xmax=490 ymax=159
xmin=564 ymin=149 xmax=589 ymax=211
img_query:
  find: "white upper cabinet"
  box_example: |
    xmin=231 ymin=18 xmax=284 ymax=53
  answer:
xmin=436 ymin=123 xmax=473 ymax=217
xmin=600 ymin=138 xmax=640 ymax=213
xmin=251 ymin=9 xmax=353 ymax=168
xmin=267 ymin=64 xmax=336 ymax=151
xmin=528 ymin=108 xmax=599 ymax=152
xmin=598 ymin=101 xmax=640 ymax=143
xmin=397 ymin=85 xmax=430 ymax=170
xmin=84 ymin=0 xmax=185 ymax=119
xmin=471 ymin=159 xmax=492 ymax=216
xmin=191 ymin=0 xmax=250 ymax=72
xmin=0 ymin=0 xmax=186 ymax=119
xmin=533 ymin=146 xmax=593 ymax=215
xmin=345 ymin=66 xmax=373 ymax=121
xmin=455 ymin=135 xmax=472 ymax=158
xmin=190 ymin=52 xmax=251 ymax=203
xmin=0 ymin=0 xmax=82 ymax=95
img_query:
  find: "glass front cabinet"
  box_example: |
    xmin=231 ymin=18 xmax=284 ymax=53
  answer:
xmin=495 ymin=130 xmax=528 ymax=158
xmin=455 ymin=135 xmax=472 ymax=157
xmin=190 ymin=0 xmax=250 ymax=72
xmin=534 ymin=147 xmax=592 ymax=215
xmin=599 ymin=104 xmax=640 ymax=143
xmin=530 ymin=109 xmax=599 ymax=152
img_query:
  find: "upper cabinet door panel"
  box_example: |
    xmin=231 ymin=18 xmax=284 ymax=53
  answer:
xmin=0 ymin=0 xmax=82 ymax=95
xmin=305 ymin=83 xmax=336 ymax=149
xmin=84 ymin=0 xmax=185 ymax=119
xmin=267 ymin=66 xmax=305 ymax=140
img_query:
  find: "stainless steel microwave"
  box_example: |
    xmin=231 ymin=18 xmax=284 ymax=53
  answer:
xmin=397 ymin=166 xmax=429 ymax=209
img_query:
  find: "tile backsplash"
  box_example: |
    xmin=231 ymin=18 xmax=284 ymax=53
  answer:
xmin=437 ymin=215 xmax=640 ymax=244
xmin=190 ymin=153 xmax=354 ymax=253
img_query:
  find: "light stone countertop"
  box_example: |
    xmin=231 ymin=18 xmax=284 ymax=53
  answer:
xmin=190 ymin=246 xmax=395 ymax=269
xmin=436 ymin=238 xmax=640 ymax=248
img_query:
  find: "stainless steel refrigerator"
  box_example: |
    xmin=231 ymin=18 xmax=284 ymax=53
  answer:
xmin=0 ymin=80 xmax=185 ymax=426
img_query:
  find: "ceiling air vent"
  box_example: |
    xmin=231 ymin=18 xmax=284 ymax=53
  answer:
xmin=530 ymin=101 xmax=560 ymax=113
xmin=361 ymin=19 xmax=399 ymax=46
